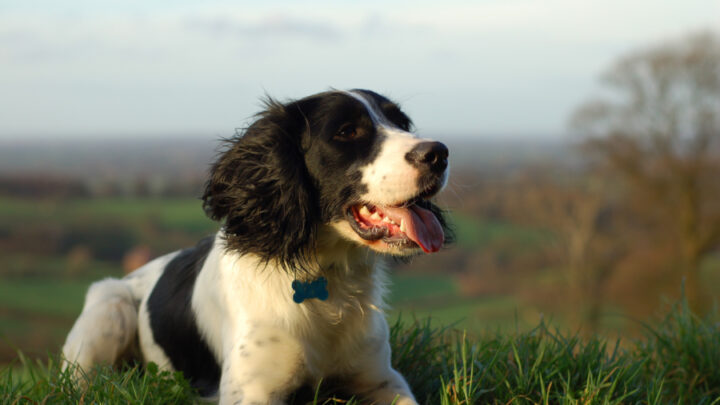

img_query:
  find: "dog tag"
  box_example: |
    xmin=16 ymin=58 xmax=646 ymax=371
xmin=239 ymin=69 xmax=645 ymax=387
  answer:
xmin=292 ymin=277 xmax=329 ymax=303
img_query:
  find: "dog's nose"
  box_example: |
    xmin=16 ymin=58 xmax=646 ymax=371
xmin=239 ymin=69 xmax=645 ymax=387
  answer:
xmin=405 ymin=141 xmax=449 ymax=173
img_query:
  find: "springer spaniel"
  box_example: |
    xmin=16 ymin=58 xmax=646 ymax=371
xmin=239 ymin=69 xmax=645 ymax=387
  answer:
xmin=62 ymin=89 xmax=451 ymax=404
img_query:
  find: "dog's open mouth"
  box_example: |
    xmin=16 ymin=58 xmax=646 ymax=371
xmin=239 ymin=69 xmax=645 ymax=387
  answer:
xmin=346 ymin=199 xmax=444 ymax=253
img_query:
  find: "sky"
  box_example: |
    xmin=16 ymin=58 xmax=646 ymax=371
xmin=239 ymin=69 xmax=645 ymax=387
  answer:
xmin=1 ymin=0 xmax=718 ymax=140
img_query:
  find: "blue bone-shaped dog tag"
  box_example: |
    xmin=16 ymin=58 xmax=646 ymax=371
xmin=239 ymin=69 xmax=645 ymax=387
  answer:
xmin=292 ymin=277 xmax=329 ymax=304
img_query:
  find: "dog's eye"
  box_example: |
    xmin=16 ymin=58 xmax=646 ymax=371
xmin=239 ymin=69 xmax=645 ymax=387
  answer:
xmin=334 ymin=124 xmax=359 ymax=141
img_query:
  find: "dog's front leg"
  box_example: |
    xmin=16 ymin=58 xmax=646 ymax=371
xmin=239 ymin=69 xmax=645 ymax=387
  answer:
xmin=218 ymin=325 xmax=305 ymax=405
xmin=348 ymin=327 xmax=418 ymax=405
xmin=351 ymin=358 xmax=418 ymax=405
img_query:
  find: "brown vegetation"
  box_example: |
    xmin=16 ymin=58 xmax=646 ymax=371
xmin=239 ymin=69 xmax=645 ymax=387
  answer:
xmin=572 ymin=31 xmax=720 ymax=314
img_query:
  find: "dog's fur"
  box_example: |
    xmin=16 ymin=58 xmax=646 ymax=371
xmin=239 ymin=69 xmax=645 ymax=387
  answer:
xmin=62 ymin=89 xmax=451 ymax=404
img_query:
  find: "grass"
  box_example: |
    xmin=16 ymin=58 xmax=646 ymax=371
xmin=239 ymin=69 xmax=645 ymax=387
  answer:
xmin=0 ymin=278 xmax=96 ymax=318
xmin=1 ymin=356 xmax=195 ymax=405
xmin=2 ymin=298 xmax=719 ymax=404
xmin=0 ymin=196 xmax=543 ymax=251
xmin=0 ymin=197 xmax=217 ymax=246
xmin=1 ymin=196 xmax=717 ymax=402
xmin=0 ymin=197 xmax=211 ymax=229
xmin=389 ymin=274 xmax=458 ymax=304
xmin=388 ymin=274 xmax=539 ymax=333
xmin=0 ymin=271 xmax=514 ymax=363
xmin=451 ymin=212 xmax=553 ymax=250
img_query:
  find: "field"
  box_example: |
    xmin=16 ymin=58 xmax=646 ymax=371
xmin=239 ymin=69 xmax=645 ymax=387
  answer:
xmin=0 ymin=195 xmax=557 ymax=363
xmin=2 ymin=195 xmax=719 ymax=403
xmin=4 ymin=194 xmax=716 ymax=363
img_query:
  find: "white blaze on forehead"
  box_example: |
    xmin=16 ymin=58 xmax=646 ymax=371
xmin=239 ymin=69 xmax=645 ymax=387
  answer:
xmin=343 ymin=90 xmax=394 ymax=127
xmin=342 ymin=90 xmax=427 ymax=206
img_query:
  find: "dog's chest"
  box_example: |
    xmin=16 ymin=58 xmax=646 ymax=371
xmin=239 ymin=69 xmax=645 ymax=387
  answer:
xmin=211 ymin=248 xmax=386 ymax=376
xmin=292 ymin=285 xmax=383 ymax=376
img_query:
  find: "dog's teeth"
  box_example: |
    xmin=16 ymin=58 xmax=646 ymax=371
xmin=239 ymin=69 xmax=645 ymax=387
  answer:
xmin=382 ymin=217 xmax=392 ymax=224
xmin=370 ymin=212 xmax=382 ymax=221
xmin=400 ymin=219 xmax=407 ymax=233
xmin=359 ymin=206 xmax=371 ymax=217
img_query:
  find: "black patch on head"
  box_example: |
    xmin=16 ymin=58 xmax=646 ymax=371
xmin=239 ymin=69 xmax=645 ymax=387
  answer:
xmin=147 ymin=236 xmax=220 ymax=396
xmin=301 ymin=92 xmax=383 ymax=222
xmin=202 ymin=90 xmax=418 ymax=271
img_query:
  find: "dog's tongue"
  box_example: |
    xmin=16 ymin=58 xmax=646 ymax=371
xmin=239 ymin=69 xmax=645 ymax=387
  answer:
xmin=384 ymin=205 xmax=444 ymax=253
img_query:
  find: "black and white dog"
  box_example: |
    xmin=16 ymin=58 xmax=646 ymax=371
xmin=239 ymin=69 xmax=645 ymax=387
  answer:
xmin=62 ymin=89 xmax=451 ymax=404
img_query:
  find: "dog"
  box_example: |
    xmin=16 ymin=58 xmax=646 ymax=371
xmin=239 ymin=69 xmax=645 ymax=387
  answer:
xmin=62 ymin=89 xmax=451 ymax=404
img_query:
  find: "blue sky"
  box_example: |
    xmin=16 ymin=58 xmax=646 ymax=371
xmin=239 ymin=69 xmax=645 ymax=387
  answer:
xmin=1 ymin=0 xmax=718 ymax=140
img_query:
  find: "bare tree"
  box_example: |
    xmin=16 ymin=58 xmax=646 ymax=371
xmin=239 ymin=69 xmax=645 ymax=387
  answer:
xmin=572 ymin=31 xmax=720 ymax=313
xmin=508 ymin=168 xmax=626 ymax=330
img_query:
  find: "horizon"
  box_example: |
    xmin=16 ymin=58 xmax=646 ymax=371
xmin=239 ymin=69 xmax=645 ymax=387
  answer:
xmin=0 ymin=132 xmax=577 ymax=146
xmin=0 ymin=134 xmax=578 ymax=181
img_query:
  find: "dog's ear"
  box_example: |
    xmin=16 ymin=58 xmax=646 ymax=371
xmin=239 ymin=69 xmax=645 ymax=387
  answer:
xmin=202 ymin=97 xmax=319 ymax=271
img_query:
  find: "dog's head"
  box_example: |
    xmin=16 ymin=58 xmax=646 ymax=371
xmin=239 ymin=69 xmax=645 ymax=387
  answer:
xmin=202 ymin=89 xmax=451 ymax=270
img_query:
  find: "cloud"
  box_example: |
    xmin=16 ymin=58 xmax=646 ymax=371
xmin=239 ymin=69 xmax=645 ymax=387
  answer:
xmin=183 ymin=14 xmax=343 ymax=41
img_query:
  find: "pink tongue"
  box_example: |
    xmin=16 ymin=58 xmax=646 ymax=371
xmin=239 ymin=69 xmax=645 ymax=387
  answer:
xmin=383 ymin=205 xmax=444 ymax=253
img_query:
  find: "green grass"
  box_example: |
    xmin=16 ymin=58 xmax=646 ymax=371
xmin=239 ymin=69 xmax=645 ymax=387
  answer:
xmin=0 ymin=197 xmax=545 ymax=250
xmin=1 ymin=356 xmax=195 ymax=405
xmin=388 ymin=274 xmax=541 ymax=334
xmin=0 ymin=197 xmax=216 ymax=234
xmin=3 ymin=299 xmax=719 ymax=404
xmin=389 ymin=274 xmax=458 ymax=304
xmin=0 ymin=278 xmax=94 ymax=318
xmin=451 ymin=212 xmax=553 ymax=249
xmin=1 ymin=196 xmax=718 ymax=402
xmin=0 ymin=195 xmax=587 ymax=335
